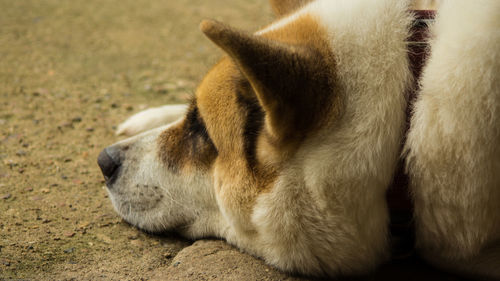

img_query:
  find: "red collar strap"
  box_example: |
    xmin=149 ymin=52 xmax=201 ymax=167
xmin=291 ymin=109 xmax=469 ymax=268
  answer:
xmin=387 ymin=10 xmax=436 ymax=259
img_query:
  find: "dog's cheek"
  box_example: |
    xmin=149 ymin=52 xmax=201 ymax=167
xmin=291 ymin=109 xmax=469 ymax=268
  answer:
xmin=158 ymin=124 xmax=189 ymax=172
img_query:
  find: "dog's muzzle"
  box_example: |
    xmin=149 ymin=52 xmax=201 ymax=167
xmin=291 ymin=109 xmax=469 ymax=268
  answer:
xmin=97 ymin=146 xmax=122 ymax=186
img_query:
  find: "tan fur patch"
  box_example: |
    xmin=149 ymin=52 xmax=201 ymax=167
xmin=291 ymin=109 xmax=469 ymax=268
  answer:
xmin=197 ymin=14 xmax=340 ymax=222
xmin=157 ymin=102 xmax=218 ymax=173
xmin=194 ymin=56 xmax=277 ymax=224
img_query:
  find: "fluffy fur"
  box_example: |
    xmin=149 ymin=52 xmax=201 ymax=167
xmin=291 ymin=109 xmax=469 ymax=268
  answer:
xmin=99 ymin=0 xmax=500 ymax=278
xmin=116 ymin=104 xmax=188 ymax=136
xmin=405 ymin=0 xmax=500 ymax=279
xmin=246 ymin=0 xmax=412 ymax=275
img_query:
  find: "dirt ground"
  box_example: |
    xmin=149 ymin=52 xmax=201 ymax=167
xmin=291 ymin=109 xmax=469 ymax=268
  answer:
xmin=0 ymin=1 xmax=469 ymax=280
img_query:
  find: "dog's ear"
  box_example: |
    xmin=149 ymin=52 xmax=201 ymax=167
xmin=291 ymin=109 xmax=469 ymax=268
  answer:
xmin=269 ymin=0 xmax=312 ymax=16
xmin=200 ymin=19 xmax=334 ymax=141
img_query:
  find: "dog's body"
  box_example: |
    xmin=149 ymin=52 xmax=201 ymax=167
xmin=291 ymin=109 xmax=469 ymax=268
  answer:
xmin=98 ymin=0 xmax=500 ymax=279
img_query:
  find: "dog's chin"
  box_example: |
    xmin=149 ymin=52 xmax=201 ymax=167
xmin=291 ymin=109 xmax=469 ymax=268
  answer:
xmin=107 ymin=191 xmax=172 ymax=233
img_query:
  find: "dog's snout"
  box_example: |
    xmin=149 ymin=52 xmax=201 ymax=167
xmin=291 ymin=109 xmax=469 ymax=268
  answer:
xmin=97 ymin=146 xmax=122 ymax=185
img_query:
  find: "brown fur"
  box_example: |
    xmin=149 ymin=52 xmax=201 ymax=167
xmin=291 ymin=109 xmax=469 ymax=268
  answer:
xmin=194 ymin=16 xmax=343 ymax=229
xmin=157 ymin=100 xmax=218 ymax=173
xmin=200 ymin=18 xmax=340 ymax=144
xmin=269 ymin=0 xmax=314 ymax=16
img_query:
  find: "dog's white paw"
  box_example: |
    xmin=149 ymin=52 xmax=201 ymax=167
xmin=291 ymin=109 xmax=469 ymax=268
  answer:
xmin=116 ymin=104 xmax=188 ymax=136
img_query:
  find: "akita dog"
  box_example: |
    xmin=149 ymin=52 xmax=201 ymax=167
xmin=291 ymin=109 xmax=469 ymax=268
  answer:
xmin=97 ymin=0 xmax=500 ymax=278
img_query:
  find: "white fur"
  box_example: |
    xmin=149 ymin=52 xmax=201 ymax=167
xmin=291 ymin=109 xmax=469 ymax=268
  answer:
xmin=412 ymin=0 xmax=441 ymax=10
xmin=405 ymin=0 xmax=500 ymax=279
xmin=106 ymin=122 xmax=230 ymax=239
xmin=234 ymin=0 xmax=412 ymax=276
xmin=116 ymin=104 xmax=188 ymax=136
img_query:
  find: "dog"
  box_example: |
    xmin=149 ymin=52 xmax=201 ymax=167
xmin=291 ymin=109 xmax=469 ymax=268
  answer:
xmin=97 ymin=0 xmax=500 ymax=278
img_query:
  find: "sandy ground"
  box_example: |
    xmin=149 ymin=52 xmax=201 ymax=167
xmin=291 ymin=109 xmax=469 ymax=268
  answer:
xmin=0 ymin=0 xmax=468 ymax=280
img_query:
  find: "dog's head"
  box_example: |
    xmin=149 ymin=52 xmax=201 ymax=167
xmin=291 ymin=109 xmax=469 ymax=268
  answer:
xmin=97 ymin=14 xmax=338 ymax=237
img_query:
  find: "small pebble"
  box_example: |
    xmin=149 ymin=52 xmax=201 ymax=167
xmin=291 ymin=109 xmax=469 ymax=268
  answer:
xmin=130 ymin=240 xmax=143 ymax=247
xmin=16 ymin=150 xmax=26 ymax=156
xmin=78 ymin=221 xmax=90 ymax=229
xmin=86 ymin=127 xmax=94 ymax=132
xmin=25 ymin=187 xmax=33 ymax=192
xmin=22 ymin=143 xmax=29 ymax=148
xmin=63 ymin=247 xmax=75 ymax=253
xmin=5 ymin=160 xmax=18 ymax=168
xmin=72 ymin=117 xmax=82 ymax=123
xmin=173 ymin=261 xmax=181 ymax=267
xmin=2 ymin=193 xmax=11 ymax=200
xmin=61 ymin=122 xmax=73 ymax=128
xmin=64 ymin=231 xmax=75 ymax=238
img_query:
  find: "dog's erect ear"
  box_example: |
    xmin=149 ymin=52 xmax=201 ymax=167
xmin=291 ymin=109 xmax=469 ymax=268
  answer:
xmin=269 ymin=0 xmax=313 ymax=16
xmin=200 ymin=19 xmax=333 ymax=141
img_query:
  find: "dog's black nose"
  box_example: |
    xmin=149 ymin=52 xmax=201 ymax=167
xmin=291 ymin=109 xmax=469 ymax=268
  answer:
xmin=97 ymin=146 xmax=121 ymax=185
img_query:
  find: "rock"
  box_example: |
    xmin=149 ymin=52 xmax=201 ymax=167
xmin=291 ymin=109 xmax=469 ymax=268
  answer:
xmin=64 ymin=247 xmax=75 ymax=253
xmin=130 ymin=240 xmax=143 ymax=247
xmin=150 ymin=240 xmax=305 ymax=281
xmin=96 ymin=233 xmax=112 ymax=244
xmin=64 ymin=231 xmax=75 ymax=238
xmin=72 ymin=116 xmax=82 ymax=123
xmin=77 ymin=221 xmax=90 ymax=229
xmin=2 ymin=193 xmax=11 ymax=200
xmin=16 ymin=150 xmax=26 ymax=156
